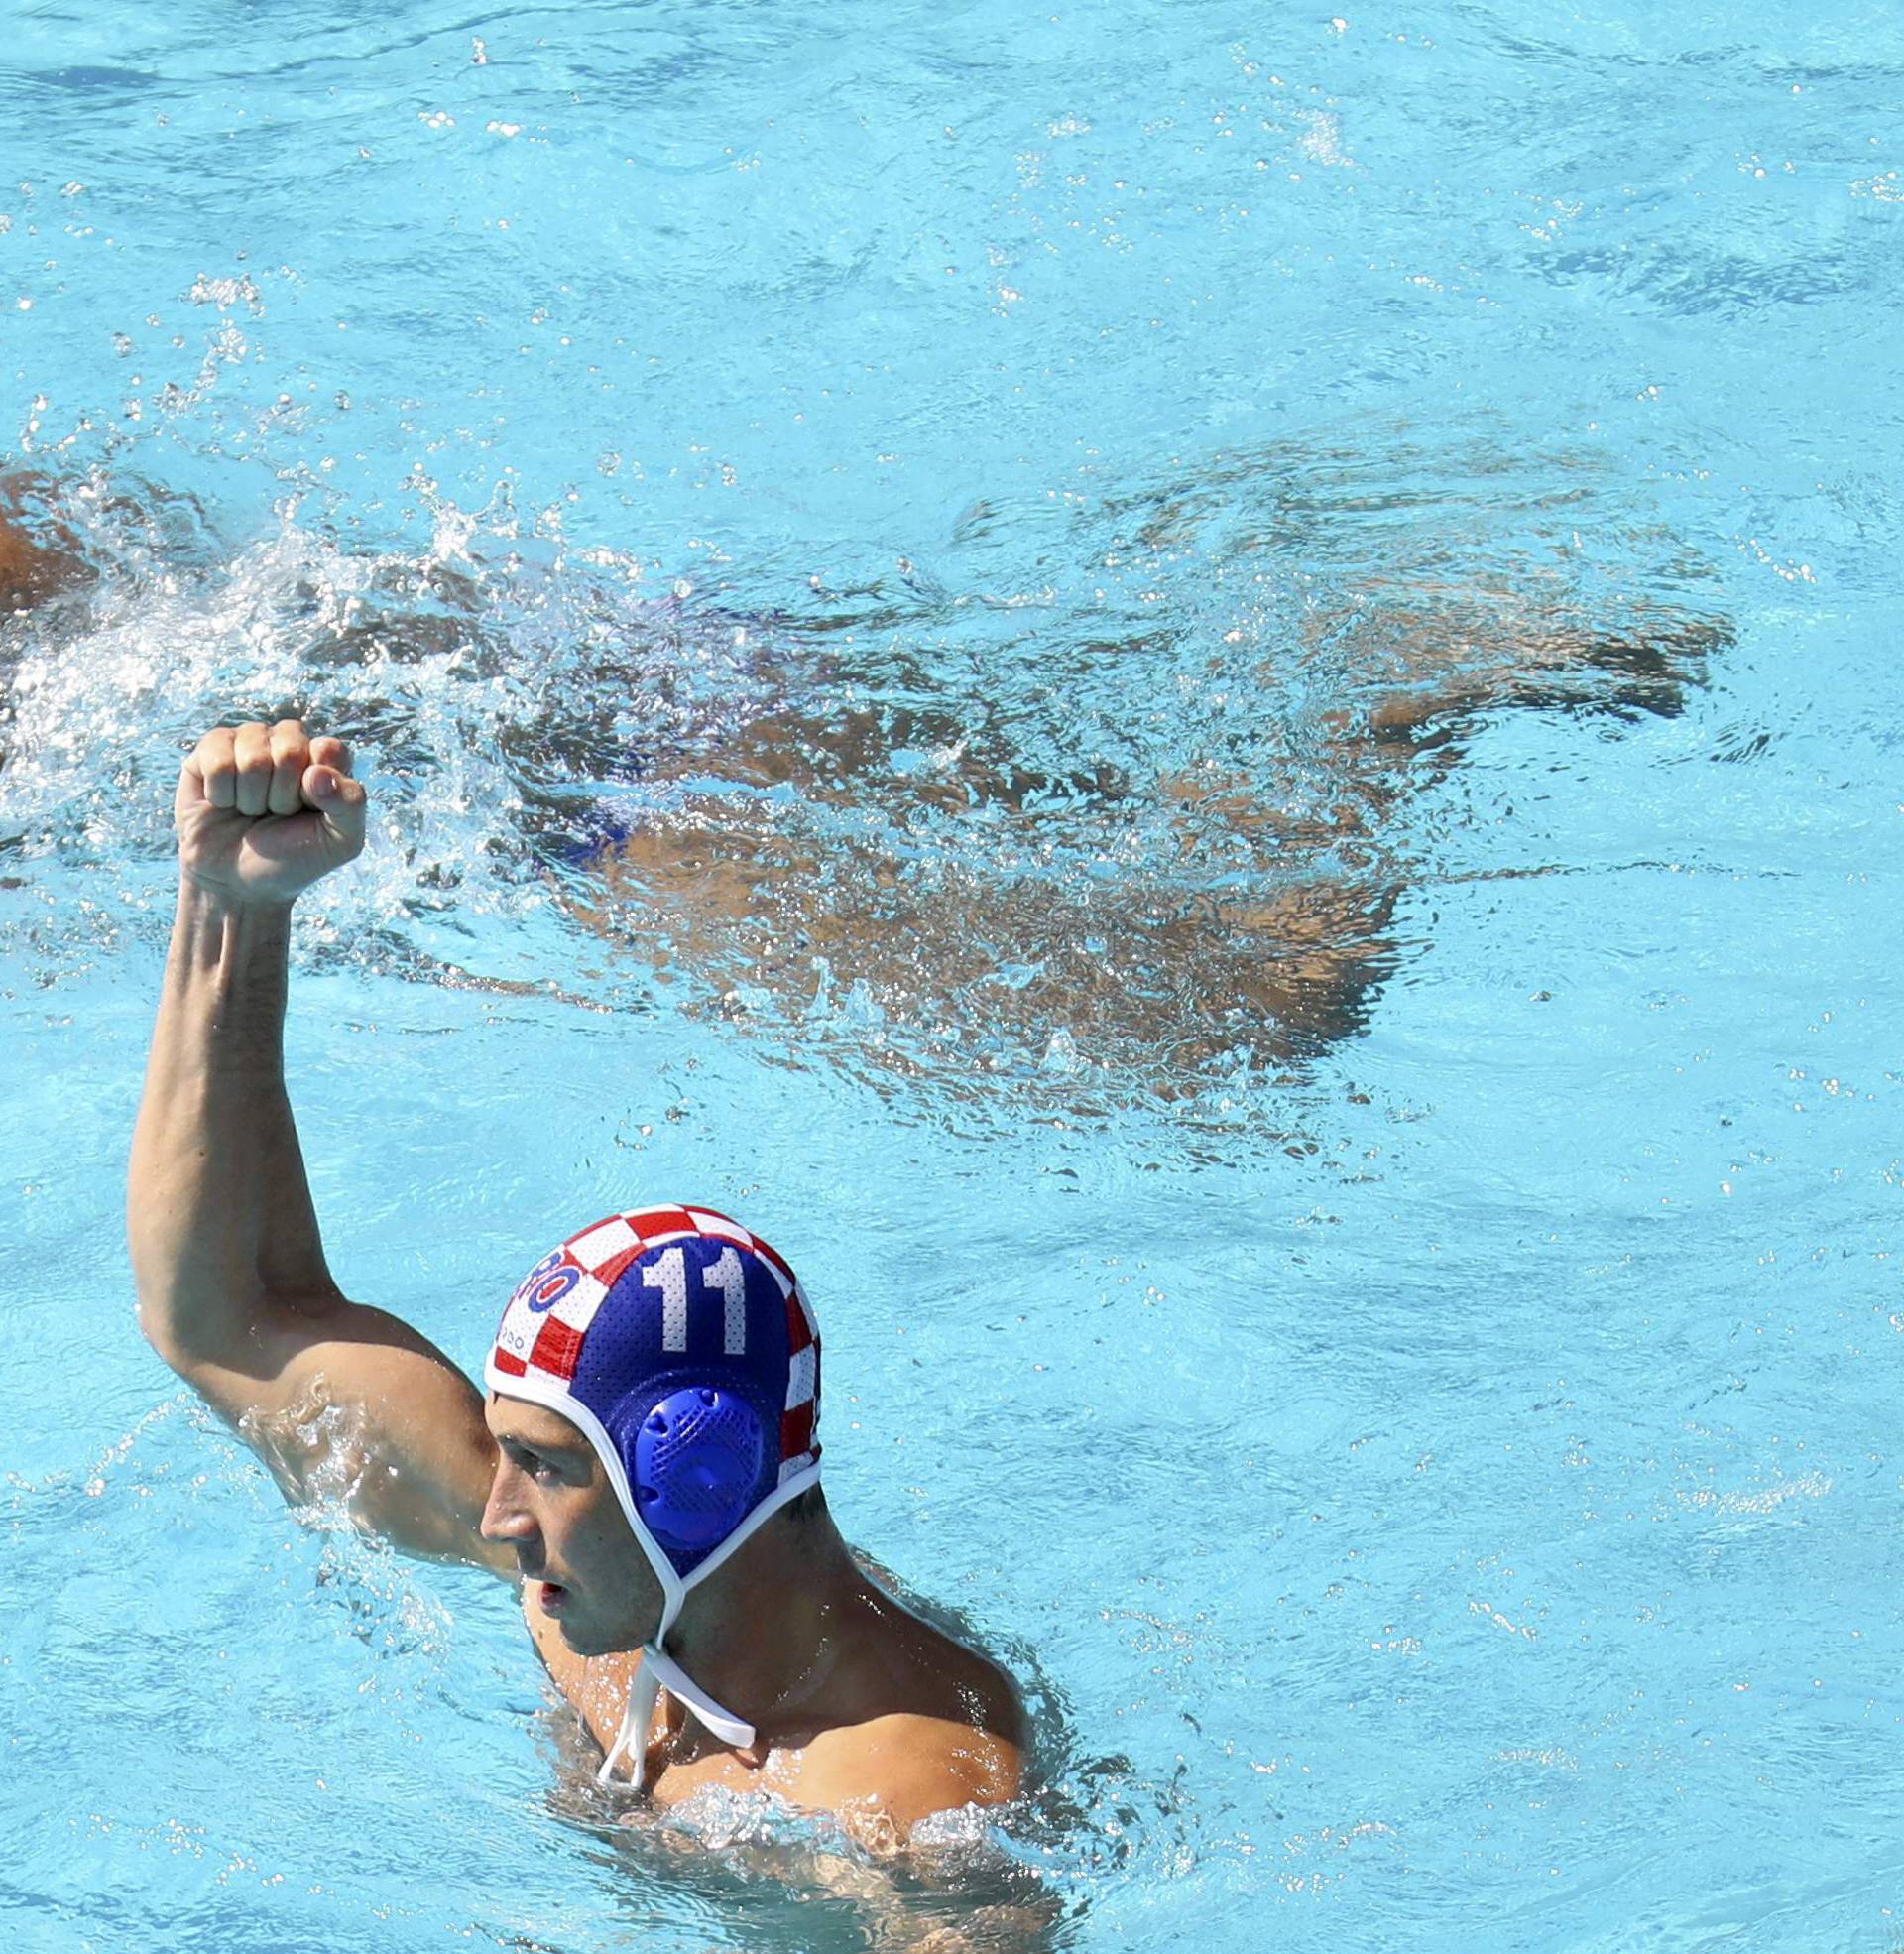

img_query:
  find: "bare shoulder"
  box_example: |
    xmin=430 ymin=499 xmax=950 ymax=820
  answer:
xmin=798 ymin=1606 xmax=1028 ymax=1833
xmin=796 ymin=1709 xmax=1025 ymax=1839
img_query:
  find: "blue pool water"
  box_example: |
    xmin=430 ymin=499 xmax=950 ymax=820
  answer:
xmin=3 ymin=2 xmax=1902 ymax=1949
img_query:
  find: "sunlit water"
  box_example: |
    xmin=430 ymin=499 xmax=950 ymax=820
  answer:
xmin=3 ymin=3 xmax=1902 ymax=1950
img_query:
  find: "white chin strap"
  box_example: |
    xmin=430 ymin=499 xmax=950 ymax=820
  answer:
xmin=593 ymin=1462 xmax=822 ymax=1793
xmin=598 ymin=1644 xmax=754 ymax=1791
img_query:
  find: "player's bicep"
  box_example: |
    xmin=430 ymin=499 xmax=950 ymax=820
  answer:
xmin=178 ymin=1298 xmax=513 ymax=1575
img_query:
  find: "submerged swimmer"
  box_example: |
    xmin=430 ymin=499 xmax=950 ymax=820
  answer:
xmin=11 ymin=453 xmax=1725 ymax=1089
xmin=0 ymin=470 xmax=83 ymax=613
xmin=573 ymin=587 xmax=1723 ymax=1077
xmin=127 ymin=717 xmax=1025 ymax=1840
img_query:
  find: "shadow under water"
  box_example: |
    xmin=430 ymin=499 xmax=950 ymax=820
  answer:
xmin=0 ymin=422 xmax=1729 ymax=1120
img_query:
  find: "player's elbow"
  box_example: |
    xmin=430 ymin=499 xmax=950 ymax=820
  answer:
xmin=132 ymin=1283 xmax=197 ymax=1382
xmin=127 ymin=1257 xmax=245 ymax=1390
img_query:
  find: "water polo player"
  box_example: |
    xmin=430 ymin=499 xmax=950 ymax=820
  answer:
xmin=128 ymin=715 xmax=1025 ymax=1836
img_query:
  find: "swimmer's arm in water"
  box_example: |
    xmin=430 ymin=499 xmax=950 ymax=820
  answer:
xmin=128 ymin=718 xmax=512 ymax=1574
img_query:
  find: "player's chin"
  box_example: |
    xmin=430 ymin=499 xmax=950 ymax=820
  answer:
xmin=552 ymin=1610 xmax=615 ymax=1658
xmin=547 ymin=1606 xmax=588 ymax=1649
xmin=538 ymin=1582 xmax=645 ymax=1657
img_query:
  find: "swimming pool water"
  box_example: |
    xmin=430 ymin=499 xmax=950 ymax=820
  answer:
xmin=3 ymin=2 xmax=1902 ymax=1950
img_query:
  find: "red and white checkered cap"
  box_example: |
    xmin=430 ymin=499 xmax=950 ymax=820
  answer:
xmin=487 ymin=1201 xmax=821 ymax=1501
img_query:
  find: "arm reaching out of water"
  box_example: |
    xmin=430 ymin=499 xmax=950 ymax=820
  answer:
xmin=128 ymin=718 xmax=510 ymax=1571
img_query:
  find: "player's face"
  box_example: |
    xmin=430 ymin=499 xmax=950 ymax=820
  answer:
xmin=480 ymin=1394 xmax=661 ymax=1653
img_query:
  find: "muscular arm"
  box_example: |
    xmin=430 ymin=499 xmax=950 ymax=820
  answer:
xmin=128 ymin=719 xmax=510 ymax=1572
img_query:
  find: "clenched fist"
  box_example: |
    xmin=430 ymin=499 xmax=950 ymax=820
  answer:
xmin=177 ymin=718 xmax=368 ymax=907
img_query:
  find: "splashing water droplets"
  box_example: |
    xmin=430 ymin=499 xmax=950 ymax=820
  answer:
xmin=3 ymin=427 xmax=1728 ymax=1124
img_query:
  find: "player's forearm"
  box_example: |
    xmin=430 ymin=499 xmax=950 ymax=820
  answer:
xmin=128 ymin=878 xmax=338 ymax=1368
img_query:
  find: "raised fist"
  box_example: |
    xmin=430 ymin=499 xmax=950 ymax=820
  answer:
xmin=176 ymin=719 xmax=368 ymax=907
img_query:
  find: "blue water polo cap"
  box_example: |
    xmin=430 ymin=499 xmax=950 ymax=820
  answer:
xmin=487 ymin=1204 xmax=822 ymax=1582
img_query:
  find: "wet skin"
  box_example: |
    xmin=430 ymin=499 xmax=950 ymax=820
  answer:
xmin=480 ymin=1391 xmax=1024 ymax=1831
xmin=0 ymin=471 xmax=83 ymax=613
xmin=572 ymin=591 xmax=1722 ymax=1079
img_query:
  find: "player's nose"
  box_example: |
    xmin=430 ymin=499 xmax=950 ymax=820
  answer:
xmin=479 ymin=1464 xmax=537 ymax=1544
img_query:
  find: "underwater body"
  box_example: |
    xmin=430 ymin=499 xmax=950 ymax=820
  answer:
xmin=4 ymin=2 xmax=1903 ymax=1950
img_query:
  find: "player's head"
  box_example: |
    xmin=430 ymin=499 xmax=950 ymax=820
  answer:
xmin=482 ymin=1205 xmax=822 ymax=1652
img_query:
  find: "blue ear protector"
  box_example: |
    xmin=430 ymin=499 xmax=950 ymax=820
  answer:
xmin=632 ymin=1386 xmax=768 ymax=1552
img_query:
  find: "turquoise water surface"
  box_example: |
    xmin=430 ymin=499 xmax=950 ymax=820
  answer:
xmin=3 ymin=2 xmax=1902 ymax=1950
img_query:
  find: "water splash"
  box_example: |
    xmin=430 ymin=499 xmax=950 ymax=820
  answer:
xmin=0 ymin=425 xmax=1728 ymax=1119
xmin=237 ymin=1387 xmax=458 ymax=1662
